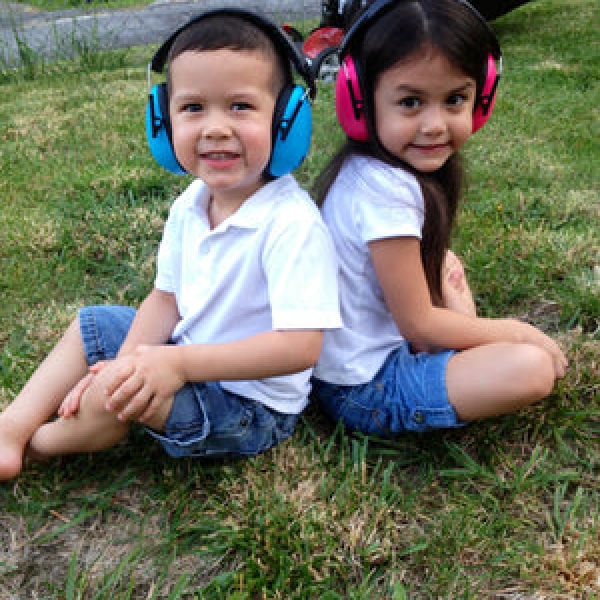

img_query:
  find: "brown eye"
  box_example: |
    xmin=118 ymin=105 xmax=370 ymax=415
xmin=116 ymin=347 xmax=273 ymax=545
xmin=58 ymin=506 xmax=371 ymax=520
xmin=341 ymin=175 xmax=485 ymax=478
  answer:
xmin=447 ymin=94 xmax=466 ymax=107
xmin=231 ymin=102 xmax=252 ymax=111
xmin=399 ymin=97 xmax=420 ymax=109
xmin=183 ymin=103 xmax=203 ymax=113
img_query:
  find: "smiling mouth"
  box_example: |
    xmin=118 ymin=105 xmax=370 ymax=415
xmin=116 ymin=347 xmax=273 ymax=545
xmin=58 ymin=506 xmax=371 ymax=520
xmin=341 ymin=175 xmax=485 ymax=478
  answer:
xmin=201 ymin=151 xmax=239 ymax=159
xmin=411 ymin=143 xmax=449 ymax=151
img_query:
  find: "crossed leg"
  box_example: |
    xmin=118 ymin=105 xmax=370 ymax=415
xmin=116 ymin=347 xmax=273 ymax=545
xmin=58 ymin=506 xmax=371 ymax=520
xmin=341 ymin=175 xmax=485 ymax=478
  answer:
xmin=0 ymin=317 xmax=130 ymax=481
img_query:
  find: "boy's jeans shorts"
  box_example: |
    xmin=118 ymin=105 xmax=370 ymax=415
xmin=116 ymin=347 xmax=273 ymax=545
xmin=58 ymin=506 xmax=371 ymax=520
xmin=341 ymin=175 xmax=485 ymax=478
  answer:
xmin=312 ymin=343 xmax=465 ymax=437
xmin=78 ymin=305 xmax=299 ymax=458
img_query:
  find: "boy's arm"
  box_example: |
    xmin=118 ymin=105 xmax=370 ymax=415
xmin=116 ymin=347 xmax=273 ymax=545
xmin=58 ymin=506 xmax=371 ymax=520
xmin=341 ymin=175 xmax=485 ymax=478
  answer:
xmin=178 ymin=329 xmax=322 ymax=382
xmin=58 ymin=288 xmax=179 ymax=418
xmin=118 ymin=287 xmax=180 ymax=355
xmin=104 ymin=329 xmax=323 ymax=423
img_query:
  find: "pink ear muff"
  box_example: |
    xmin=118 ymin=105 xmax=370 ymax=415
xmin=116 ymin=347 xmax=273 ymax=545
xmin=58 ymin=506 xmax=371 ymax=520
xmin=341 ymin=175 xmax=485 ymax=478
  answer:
xmin=335 ymin=55 xmax=369 ymax=141
xmin=472 ymin=53 xmax=499 ymax=133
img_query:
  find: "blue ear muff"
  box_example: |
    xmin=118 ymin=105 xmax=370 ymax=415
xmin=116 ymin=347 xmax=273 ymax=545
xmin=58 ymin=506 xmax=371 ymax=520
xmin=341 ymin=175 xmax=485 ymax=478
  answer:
xmin=268 ymin=85 xmax=312 ymax=178
xmin=146 ymin=83 xmax=186 ymax=175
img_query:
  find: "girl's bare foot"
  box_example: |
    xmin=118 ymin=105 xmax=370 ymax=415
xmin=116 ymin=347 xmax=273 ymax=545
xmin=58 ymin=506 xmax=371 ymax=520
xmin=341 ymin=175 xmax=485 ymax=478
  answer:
xmin=442 ymin=250 xmax=477 ymax=317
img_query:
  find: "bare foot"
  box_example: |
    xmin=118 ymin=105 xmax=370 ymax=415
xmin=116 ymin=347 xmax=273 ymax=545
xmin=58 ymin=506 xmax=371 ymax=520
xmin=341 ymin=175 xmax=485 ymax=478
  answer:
xmin=0 ymin=416 xmax=55 ymax=481
xmin=0 ymin=427 xmax=27 ymax=481
xmin=442 ymin=250 xmax=477 ymax=317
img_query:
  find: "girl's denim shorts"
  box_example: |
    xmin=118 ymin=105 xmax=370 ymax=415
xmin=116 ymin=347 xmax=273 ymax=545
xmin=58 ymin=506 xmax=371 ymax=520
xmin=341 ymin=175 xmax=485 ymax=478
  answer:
xmin=78 ymin=305 xmax=299 ymax=458
xmin=312 ymin=343 xmax=465 ymax=437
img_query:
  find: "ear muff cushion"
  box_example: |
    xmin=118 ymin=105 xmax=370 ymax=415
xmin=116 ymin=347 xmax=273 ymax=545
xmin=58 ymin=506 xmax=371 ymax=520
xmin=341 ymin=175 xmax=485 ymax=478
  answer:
xmin=145 ymin=83 xmax=186 ymax=175
xmin=268 ymin=85 xmax=312 ymax=178
xmin=472 ymin=54 xmax=498 ymax=133
xmin=335 ymin=56 xmax=369 ymax=141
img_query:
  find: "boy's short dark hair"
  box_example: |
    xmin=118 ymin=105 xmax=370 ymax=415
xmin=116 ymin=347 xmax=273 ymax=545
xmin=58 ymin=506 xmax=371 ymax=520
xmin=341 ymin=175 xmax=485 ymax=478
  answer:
xmin=166 ymin=15 xmax=291 ymax=97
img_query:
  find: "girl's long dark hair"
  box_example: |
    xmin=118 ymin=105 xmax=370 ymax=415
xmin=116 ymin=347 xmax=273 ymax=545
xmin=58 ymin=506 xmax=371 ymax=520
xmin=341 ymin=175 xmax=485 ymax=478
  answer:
xmin=314 ymin=0 xmax=497 ymax=306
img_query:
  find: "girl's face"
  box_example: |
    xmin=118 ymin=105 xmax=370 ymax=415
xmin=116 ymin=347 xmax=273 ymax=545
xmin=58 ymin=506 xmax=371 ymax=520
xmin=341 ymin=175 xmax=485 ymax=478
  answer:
xmin=169 ymin=48 xmax=278 ymax=207
xmin=374 ymin=47 xmax=477 ymax=173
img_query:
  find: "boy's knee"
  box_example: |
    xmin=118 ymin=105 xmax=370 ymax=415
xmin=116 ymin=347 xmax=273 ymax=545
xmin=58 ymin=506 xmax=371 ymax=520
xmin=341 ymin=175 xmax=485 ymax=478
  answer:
xmin=80 ymin=376 xmax=111 ymax=414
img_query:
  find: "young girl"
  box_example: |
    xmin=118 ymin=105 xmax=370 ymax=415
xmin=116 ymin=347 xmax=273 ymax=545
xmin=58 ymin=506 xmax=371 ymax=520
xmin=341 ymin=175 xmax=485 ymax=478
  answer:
xmin=311 ymin=0 xmax=567 ymax=437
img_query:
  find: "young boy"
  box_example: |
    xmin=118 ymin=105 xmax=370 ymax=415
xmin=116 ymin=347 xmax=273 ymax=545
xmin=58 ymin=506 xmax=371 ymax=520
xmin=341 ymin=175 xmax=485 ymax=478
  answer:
xmin=0 ymin=9 xmax=341 ymax=481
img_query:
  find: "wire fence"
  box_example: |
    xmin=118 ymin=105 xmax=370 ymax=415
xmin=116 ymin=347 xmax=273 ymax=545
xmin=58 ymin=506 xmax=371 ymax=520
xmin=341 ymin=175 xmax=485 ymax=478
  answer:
xmin=1 ymin=0 xmax=322 ymax=67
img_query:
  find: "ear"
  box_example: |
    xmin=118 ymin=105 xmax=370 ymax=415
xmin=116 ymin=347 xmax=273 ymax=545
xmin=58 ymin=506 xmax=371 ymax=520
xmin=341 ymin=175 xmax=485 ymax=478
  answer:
xmin=145 ymin=83 xmax=186 ymax=175
xmin=335 ymin=55 xmax=369 ymax=141
xmin=268 ymin=85 xmax=313 ymax=177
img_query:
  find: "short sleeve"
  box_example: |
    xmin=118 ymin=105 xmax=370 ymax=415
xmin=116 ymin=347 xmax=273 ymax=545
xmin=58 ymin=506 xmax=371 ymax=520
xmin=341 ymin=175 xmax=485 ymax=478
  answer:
xmin=262 ymin=203 xmax=341 ymax=331
xmin=154 ymin=203 xmax=180 ymax=293
xmin=351 ymin=159 xmax=425 ymax=244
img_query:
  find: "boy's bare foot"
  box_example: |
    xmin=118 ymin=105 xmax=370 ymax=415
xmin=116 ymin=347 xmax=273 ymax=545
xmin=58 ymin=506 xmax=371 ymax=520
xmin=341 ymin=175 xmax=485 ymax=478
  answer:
xmin=0 ymin=417 xmax=53 ymax=481
xmin=0 ymin=428 xmax=27 ymax=481
xmin=442 ymin=250 xmax=477 ymax=317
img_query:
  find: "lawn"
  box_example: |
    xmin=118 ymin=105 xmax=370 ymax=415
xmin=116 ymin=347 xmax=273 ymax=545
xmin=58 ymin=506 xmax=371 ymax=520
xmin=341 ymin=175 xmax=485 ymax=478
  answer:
xmin=0 ymin=0 xmax=599 ymax=597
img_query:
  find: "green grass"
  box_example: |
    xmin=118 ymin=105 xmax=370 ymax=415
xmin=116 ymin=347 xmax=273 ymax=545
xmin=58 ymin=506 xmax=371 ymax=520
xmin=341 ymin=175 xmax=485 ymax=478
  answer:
xmin=1 ymin=0 xmax=599 ymax=597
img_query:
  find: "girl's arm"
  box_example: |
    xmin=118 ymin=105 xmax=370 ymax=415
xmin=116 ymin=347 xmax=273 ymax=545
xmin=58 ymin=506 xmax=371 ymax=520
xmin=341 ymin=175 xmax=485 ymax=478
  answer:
xmin=369 ymin=236 xmax=567 ymax=374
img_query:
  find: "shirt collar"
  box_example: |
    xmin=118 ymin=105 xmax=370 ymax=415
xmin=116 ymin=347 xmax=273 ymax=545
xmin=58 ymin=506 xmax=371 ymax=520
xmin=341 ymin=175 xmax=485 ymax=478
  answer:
xmin=190 ymin=176 xmax=294 ymax=230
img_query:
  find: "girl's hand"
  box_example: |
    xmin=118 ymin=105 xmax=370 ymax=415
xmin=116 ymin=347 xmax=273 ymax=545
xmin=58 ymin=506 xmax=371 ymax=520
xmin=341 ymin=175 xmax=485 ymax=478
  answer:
xmin=103 ymin=346 xmax=186 ymax=424
xmin=58 ymin=361 xmax=110 ymax=418
xmin=512 ymin=320 xmax=568 ymax=379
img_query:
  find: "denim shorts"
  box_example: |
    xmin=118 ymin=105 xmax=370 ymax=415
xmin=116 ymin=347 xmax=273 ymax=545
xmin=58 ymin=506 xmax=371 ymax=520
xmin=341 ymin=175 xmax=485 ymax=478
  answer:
xmin=78 ymin=305 xmax=299 ymax=458
xmin=312 ymin=343 xmax=465 ymax=437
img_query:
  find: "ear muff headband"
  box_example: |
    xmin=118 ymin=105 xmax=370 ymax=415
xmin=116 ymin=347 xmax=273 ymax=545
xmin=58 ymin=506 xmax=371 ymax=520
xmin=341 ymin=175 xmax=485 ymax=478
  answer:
xmin=334 ymin=0 xmax=502 ymax=140
xmin=145 ymin=8 xmax=317 ymax=176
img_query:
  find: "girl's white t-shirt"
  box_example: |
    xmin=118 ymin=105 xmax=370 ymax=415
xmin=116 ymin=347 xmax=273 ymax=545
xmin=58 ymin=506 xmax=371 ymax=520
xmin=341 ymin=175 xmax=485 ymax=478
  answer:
xmin=314 ymin=155 xmax=425 ymax=385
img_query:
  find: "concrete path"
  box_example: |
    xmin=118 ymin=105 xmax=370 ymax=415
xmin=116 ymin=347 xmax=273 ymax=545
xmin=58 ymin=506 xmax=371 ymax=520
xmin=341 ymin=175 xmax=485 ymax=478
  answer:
xmin=1 ymin=0 xmax=320 ymax=66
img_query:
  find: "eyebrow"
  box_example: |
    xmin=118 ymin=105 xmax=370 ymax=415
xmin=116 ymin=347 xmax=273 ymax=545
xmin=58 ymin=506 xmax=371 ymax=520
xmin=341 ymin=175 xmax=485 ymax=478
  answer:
xmin=448 ymin=82 xmax=476 ymax=94
xmin=171 ymin=88 xmax=264 ymax=101
xmin=395 ymin=81 xmax=475 ymax=95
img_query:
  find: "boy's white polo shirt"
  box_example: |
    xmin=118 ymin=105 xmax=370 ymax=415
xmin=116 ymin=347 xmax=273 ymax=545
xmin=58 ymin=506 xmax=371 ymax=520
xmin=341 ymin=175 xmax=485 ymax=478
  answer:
xmin=155 ymin=175 xmax=341 ymax=414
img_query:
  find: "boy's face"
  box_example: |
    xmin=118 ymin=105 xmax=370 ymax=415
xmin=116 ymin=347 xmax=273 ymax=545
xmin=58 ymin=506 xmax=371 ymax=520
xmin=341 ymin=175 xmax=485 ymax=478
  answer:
xmin=169 ymin=48 xmax=279 ymax=206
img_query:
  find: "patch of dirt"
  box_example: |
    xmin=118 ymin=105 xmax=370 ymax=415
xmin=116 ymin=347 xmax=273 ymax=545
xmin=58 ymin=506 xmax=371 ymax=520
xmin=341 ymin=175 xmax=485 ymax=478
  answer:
xmin=0 ymin=474 xmax=224 ymax=598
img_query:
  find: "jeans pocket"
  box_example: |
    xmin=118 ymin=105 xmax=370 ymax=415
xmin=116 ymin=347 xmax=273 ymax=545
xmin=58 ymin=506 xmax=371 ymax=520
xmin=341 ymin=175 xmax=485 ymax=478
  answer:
xmin=202 ymin=391 xmax=291 ymax=456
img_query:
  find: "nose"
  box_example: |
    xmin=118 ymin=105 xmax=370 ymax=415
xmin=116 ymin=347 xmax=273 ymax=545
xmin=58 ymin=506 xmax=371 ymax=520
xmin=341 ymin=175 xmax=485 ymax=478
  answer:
xmin=202 ymin=109 xmax=231 ymax=139
xmin=420 ymin=105 xmax=447 ymax=136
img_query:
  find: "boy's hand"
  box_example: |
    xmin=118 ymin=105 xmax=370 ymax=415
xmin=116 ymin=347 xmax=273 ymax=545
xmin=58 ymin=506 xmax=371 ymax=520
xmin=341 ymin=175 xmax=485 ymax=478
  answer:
xmin=103 ymin=345 xmax=185 ymax=423
xmin=58 ymin=361 xmax=110 ymax=418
